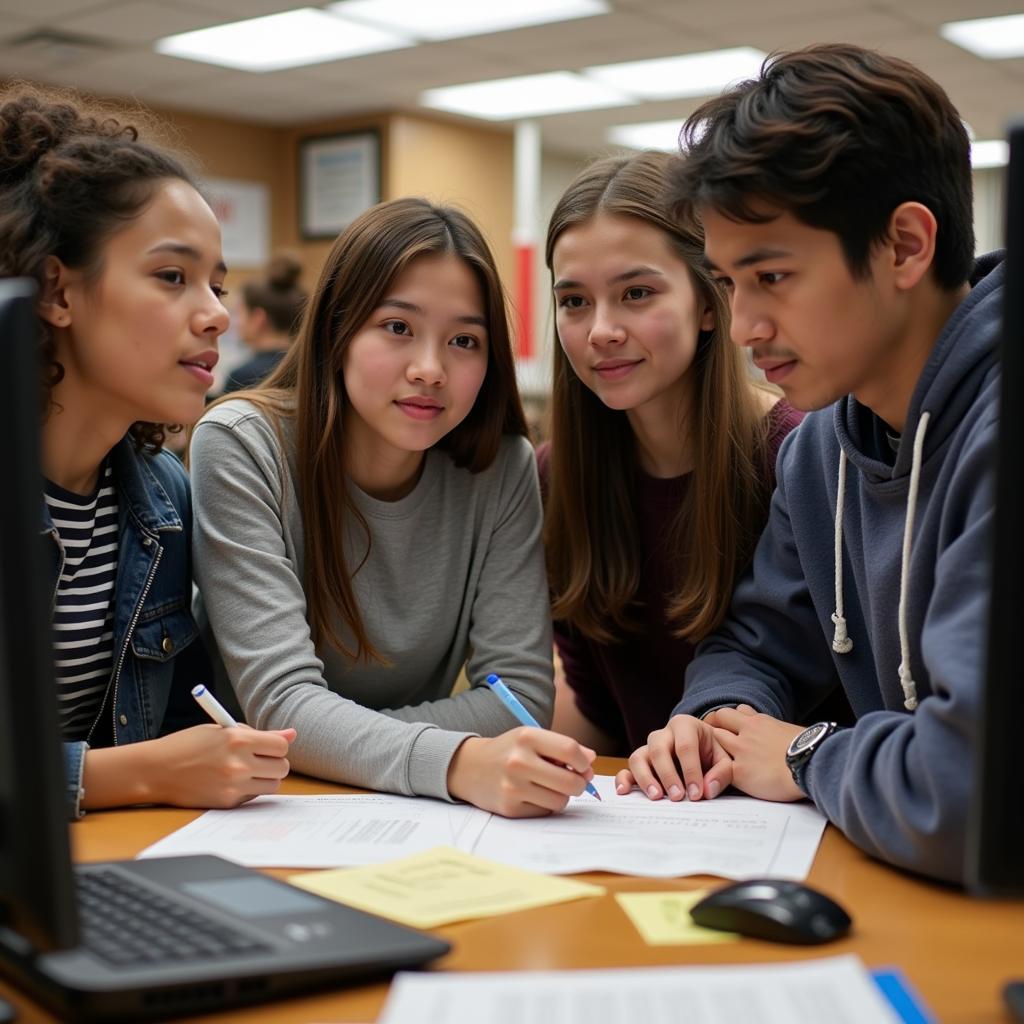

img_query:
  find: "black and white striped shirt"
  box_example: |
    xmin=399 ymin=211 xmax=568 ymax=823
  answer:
xmin=45 ymin=463 xmax=119 ymax=741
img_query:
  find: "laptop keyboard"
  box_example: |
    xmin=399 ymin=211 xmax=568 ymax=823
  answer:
xmin=76 ymin=869 xmax=273 ymax=967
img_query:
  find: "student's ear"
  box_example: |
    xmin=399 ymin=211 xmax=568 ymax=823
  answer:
xmin=36 ymin=256 xmax=74 ymax=329
xmin=249 ymin=306 xmax=269 ymax=334
xmin=699 ymin=305 xmax=715 ymax=332
xmin=886 ymin=202 xmax=938 ymax=292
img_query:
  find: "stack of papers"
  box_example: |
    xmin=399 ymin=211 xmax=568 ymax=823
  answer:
xmin=376 ymin=955 xmax=903 ymax=1023
xmin=139 ymin=793 xmax=490 ymax=868
xmin=472 ymin=776 xmax=827 ymax=878
xmin=138 ymin=776 xmax=827 ymax=880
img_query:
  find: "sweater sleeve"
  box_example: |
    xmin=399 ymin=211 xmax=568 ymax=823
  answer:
xmin=384 ymin=436 xmax=554 ymax=730
xmin=190 ymin=409 xmax=477 ymax=801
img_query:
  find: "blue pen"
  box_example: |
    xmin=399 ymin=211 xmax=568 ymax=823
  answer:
xmin=485 ymin=673 xmax=601 ymax=801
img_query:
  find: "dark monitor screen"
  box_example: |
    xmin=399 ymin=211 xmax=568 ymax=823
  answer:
xmin=967 ymin=123 xmax=1024 ymax=896
xmin=0 ymin=278 xmax=79 ymax=951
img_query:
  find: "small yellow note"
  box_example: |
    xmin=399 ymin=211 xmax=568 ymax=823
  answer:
xmin=615 ymin=890 xmax=740 ymax=945
xmin=289 ymin=846 xmax=604 ymax=929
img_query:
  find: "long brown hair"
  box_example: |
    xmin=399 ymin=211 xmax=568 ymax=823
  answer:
xmin=208 ymin=197 xmax=527 ymax=663
xmin=544 ymin=151 xmax=774 ymax=644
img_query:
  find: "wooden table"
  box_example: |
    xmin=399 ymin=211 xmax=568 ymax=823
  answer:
xmin=2 ymin=759 xmax=1022 ymax=1023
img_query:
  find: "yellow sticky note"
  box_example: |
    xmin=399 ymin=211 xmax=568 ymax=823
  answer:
xmin=289 ymin=846 xmax=604 ymax=929
xmin=615 ymin=890 xmax=740 ymax=945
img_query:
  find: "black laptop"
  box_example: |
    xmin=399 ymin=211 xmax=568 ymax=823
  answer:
xmin=0 ymin=278 xmax=449 ymax=1022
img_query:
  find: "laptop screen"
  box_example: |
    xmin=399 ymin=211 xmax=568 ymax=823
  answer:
xmin=966 ymin=123 xmax=1024 ymax=896
xmin=0 ymin=278 xmax=79 ymax=951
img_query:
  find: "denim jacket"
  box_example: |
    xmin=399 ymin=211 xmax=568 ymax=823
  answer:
xmin=45 ymin=437 xmax=210 ymax=818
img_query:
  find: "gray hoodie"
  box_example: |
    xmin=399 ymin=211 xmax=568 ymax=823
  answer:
xmin=676 ymin=253 xmax=1003 ymax=883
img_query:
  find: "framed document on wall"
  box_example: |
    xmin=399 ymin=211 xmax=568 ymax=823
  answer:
xmin=299 ymin=130 xmax=381 ymax=240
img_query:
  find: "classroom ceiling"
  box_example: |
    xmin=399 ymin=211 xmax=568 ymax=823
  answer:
xmin=1 ymin=0 xmax=1023 ymax=155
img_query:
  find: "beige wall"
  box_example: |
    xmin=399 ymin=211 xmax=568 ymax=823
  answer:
xmin=277 ymin=112 xmax=391 ymax=285
xmin=387 ymin=114 xmax=515 ymax=289
xmin=153 ymin=108 xmax=287 ymax=287
xmin=155 ymin=105 xmax=515 ymax=299
xmin=4 ymin=81 xmax=518 ymax=336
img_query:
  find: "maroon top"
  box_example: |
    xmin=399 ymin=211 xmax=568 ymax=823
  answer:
xmin=538 ymin=400 xmax=804 ymax=755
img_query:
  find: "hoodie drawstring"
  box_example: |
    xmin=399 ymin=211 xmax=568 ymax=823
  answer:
xmin=830 ymin=410 xmax=931 ymax=713
xmin=897 ymin=411 xmax=930 ymax=711
xmin=831 ymin=450 xmax=853 ymax=654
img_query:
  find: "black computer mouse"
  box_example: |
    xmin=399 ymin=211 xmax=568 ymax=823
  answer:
xmin=689 ymin=879 xmax=852 ymax=945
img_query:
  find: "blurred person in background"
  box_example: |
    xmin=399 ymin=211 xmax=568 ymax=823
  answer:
xmin=222 ymin=253 xmax=306 ymax=394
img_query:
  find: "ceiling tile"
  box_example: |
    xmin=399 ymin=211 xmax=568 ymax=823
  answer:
xmin=0 ymin=0 xmax=108 ymax=18
xmin=0 ymin=0 xmax=1016 ymax=158
xmin=60 ymin=1 xmax=225 ymax=44
xmin=29 ymin=50 xmax=226 ymax=97
xmin=175 ymin=0 xmax=304 ymax=16
xmin=647 ymin=0 xmax=867 ymax=33
xmin=892 ymin=0 xmax=1024 ymax=29
xmin=747 ymin=10 xmax=919 ymax=52
xmin=294 ymin=43 xmax=524 ymax=89
xmin=0 ymin=12 xmax=31 ymax=42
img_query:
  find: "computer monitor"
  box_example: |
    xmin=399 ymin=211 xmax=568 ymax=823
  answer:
xmin=0 ymin=278 xmax=79 ymax=952
xmin=966 ymin=122 xmax=1024 ymax=897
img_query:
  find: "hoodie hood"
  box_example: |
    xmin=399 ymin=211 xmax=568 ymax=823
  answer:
xmin=835 ymin=252 xmax=1004 ymax=484
xmin=828 ymin=252 xmax=1004 ymax=709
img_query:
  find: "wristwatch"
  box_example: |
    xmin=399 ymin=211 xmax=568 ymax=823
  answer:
xmin=785 ymin=721 xmax=838 ymax=790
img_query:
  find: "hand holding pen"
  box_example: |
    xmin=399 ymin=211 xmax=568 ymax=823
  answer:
xmin=444 ymin=672 xmax=600 ymax=818
xmin=484 ymin=674 xmax=601 ymax=801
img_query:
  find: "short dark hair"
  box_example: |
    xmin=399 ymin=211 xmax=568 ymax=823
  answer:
xmin=673 ymin=44 xmax=975 ymax=290
xmin=0 ymin=84 xmax=199 ymax=451
xmin=242 ymin=253 xmax=307 ymax=336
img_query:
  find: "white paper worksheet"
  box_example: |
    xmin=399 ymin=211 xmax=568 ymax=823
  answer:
xmin=136 ymin=794 xmax=491 ymax=868
xmin=467 ymin=776 xmax=828 ymax=879
xmin=377 ymin=955 xmax=900 ymax=1024
xmin=136 ymin=778 xmax=827 ymax=879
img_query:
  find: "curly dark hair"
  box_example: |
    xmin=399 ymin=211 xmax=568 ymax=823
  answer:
xmin=0 ymin=83 xmax=200 ymax=451
xmin=672 ymin=45 xmax=974 ymax=291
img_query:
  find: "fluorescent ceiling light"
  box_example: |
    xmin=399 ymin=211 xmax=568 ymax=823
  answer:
xmin=421 ymin=71 xmax=630 ymax=120
xmin=156 ymin=8 xmax=412 ymax=72
xmin=586 ymin=46 xmax=766 ymax=100
xmin=608 ymin=119 xmax=684 ymax=152
xmin=941 ymin=13 xmax=1024 ymax=59
xmin=972 ymin=139 xmax=1009 ymax=169
xmin=330 ymin=0 xmax=609 ymax=41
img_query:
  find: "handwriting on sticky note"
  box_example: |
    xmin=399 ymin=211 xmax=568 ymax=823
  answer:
xmin=290 ymin=846 xmax=603 ymax=929
xmin=615 ymin=890 xmax=740 ymax=945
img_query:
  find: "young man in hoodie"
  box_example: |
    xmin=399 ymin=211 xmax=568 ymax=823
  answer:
xmin=616 ymin=44 xmax=1001 ymax=884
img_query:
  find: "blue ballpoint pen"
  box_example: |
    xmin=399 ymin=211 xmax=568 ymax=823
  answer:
xmin=484 ymin=673 xmax=601 ymax=801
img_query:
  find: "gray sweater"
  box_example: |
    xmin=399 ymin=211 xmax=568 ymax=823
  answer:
xmin=190 ymin=400 xmax=554 ymax=801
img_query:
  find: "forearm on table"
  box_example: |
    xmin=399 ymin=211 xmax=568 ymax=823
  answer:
xmin=81 ymin=743 xmax=160 ymax=809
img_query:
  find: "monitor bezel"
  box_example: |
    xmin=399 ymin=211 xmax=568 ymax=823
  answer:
xmin=0 ymin=278 xmax=80 ymax=950
xmin=966 ymin=122 xmax=1024 ymax=896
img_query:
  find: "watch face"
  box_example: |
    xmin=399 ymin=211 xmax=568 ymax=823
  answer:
xmin=790 ymin=722 xmax=829 ymax=756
